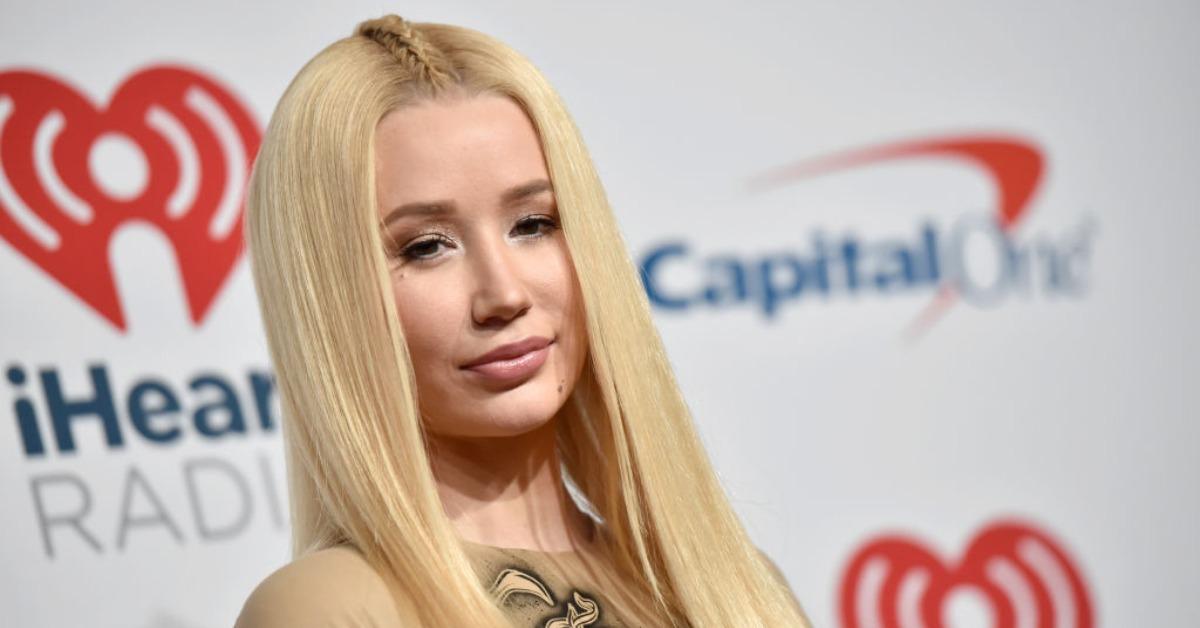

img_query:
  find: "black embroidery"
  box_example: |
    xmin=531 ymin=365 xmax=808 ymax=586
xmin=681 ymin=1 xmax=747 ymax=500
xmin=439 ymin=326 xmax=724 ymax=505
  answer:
xmin=486 ymin=565 xmax=608 ymax=627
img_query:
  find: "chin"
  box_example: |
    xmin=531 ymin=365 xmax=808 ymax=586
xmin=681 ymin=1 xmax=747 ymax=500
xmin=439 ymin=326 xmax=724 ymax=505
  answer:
xmin=436 ymin=384 xmax=567 ymax=439
xmin=437 ymin=414 xmax=556 ymax=440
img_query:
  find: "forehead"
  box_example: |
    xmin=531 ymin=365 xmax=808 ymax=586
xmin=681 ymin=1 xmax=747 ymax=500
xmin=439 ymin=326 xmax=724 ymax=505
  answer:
xmin=373 ymin=94 xmax=549 ymax=211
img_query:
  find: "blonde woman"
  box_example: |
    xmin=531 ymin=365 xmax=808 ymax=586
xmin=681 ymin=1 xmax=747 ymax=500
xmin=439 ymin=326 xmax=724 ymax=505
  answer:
xmin=235 ymin=13 xmax=810 ymax=628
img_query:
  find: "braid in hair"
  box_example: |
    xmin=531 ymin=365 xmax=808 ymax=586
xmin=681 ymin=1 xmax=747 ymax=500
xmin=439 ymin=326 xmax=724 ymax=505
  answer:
xmin=356 ymin=14 xmax=459 ymax=89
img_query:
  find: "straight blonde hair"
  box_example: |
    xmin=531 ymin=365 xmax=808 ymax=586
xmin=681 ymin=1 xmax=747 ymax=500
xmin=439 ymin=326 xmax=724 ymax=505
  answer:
xmin=244 ymin=13 xmax=811 ymax=627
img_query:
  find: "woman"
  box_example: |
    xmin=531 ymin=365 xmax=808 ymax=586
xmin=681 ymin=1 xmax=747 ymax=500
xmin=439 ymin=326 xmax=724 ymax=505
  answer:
xmin=236 ymin=13 xmax=810 ymax=628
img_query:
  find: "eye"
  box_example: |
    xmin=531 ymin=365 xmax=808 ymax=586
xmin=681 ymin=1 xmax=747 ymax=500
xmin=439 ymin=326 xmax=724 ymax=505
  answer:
xmin=398 ymin=235 xmax=453 ymax=262
xmin=512 ymin=215 xmax=559 ymax=238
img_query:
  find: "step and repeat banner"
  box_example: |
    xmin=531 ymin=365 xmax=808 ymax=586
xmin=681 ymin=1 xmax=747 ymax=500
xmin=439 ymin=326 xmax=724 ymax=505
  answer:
xmin=2 ymin=1 xmax=1196 ymax=626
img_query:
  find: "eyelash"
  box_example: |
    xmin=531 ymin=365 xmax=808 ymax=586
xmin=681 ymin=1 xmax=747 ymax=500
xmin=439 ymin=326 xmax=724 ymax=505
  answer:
xmin=392 ymin=215 xmax=559 ymax=263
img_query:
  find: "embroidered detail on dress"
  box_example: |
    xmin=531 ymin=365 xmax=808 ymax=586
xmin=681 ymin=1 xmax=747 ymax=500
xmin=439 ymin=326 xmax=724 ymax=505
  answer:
xmin=486 ymin=567 xmax=603 ymax=627
xmin=544 ymin=591 xmax=600 ymax=628
xmin=490 ymin=568 xmax=556 ymax=606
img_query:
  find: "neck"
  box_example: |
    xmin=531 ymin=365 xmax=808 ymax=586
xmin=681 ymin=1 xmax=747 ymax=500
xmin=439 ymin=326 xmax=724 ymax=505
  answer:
xmin=427 ymin=418 xmax=594 ymax=553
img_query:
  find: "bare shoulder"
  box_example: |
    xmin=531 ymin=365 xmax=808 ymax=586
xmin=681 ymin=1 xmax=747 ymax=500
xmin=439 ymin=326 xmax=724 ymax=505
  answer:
xmin=234 ymin=545 xmax=403 ymax=628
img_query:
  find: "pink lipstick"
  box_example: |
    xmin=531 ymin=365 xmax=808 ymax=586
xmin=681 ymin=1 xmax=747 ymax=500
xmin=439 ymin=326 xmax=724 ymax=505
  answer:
xmin=461 ymin=336 xmax=552 ymax=384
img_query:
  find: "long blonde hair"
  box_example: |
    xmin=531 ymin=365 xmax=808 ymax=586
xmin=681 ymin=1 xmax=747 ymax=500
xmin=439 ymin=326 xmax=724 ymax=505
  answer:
xmin=244 ymin=13 xmax=810 ymax=627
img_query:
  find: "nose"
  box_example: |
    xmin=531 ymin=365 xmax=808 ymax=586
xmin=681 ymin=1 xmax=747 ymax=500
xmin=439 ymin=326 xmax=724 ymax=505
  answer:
xmin=469 ymin=235 xmax=533 ymax=327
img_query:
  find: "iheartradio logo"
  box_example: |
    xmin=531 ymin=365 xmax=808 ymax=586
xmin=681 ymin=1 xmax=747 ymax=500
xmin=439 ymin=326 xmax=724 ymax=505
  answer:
xmin=839 ymin=520 xmax=1094 ymax=628
xmin=0 ymin=65 xmax=260 ymax=331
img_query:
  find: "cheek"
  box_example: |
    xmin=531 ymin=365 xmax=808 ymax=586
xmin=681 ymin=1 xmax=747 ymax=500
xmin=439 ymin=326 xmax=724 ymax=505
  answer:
xmin=531 ymin=245 xmax=575 ymax=312
xmin=545 ymin=248 xmax=588 ymax=359
xmin=392 ymin=277 xmax=459 ymax=374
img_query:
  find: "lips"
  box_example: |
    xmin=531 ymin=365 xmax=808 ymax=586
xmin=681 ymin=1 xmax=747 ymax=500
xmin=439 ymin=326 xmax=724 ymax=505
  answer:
xmin=460 ymin=336 xmax=553 ymax=385
xmin=461 ymin=336 xmax=553 ymax=369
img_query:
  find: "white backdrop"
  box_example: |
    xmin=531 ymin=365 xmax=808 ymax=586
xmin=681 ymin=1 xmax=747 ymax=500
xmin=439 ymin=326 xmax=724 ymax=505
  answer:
xmin=1 ymin=1 xmax=1197 ymax=626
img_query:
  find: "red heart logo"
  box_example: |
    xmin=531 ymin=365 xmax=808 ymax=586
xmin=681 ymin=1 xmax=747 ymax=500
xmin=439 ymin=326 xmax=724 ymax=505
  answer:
xmin=839 ymin=519 xmax=1095 ymax=627
xmin=0 ymin=65 xmax=260 ymax=331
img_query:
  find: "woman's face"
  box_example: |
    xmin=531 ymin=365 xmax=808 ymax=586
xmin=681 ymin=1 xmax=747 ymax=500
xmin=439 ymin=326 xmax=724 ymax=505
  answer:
xmin=374 ymin=94 xmax=588 ymax=439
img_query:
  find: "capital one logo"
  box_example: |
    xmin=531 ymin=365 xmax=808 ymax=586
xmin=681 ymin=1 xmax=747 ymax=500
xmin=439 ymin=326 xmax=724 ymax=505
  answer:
xmin=0 ymin=65 xmax=260 ymax=331
xmin=641 ymin=134 xmax=1096 ymax=337
xmin=839 ymin=520 xmax=1094 ymax=627
xmin=751 ymin=136 xmax=1046 ymax=336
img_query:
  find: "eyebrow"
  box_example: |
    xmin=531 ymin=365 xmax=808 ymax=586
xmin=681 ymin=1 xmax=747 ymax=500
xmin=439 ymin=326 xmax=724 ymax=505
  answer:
xmin=381 ymin=178 xmax=554 ymax=228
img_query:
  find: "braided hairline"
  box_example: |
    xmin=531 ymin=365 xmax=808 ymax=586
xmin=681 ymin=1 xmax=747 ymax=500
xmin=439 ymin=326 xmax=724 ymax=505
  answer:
xmin=356 ymin=14 xmax=458 ymax=88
